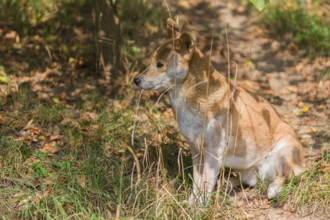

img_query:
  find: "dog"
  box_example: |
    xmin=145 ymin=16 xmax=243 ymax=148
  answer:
xmin=134 ymin=18 xmax=304 ymax=205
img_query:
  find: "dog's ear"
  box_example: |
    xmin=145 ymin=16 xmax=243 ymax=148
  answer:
xmin=177 ymin=33 xmax=195 ymax=60
xmin=167 ymin=18 xmax=181 ymax=39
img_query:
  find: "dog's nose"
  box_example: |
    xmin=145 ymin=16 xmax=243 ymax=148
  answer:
xmin=134 ymin=77 xmax=141 ymax=85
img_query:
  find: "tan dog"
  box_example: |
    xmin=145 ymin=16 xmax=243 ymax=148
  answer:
xmin=134 ymin=19 xmax=304 ymax=204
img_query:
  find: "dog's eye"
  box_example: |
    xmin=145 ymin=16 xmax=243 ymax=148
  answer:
xmin=156 ymin=61 xmax=164 ymax=68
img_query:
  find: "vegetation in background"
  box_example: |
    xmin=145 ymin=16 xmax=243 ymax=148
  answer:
xmin=249 ymin=0 xmax=270 ymax=11
xmin=0 ymin=0 xmax=90 ymax=35
xmin=261 ymin=0 xmax=330 ymax=57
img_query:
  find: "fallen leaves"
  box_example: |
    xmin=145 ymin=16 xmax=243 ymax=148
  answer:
xmin=39 ymin=143 xmax=61 ymax=154
xmin=16 ymin=187 xmax=53 ymax=209
xmin=19 ymin=125 xmax=63 ymax=154
xmin=76 ymin=175 xmax=86 ymax=189
xmin=4 ymin=30 xmax=19 ymax=41
xmin=80 ymin=111 xmax=98 ymax=122
xmin=299 ymin=103 xmax=310 ymax=114
xmin=319 ymin=162 xmax=330 ymax=174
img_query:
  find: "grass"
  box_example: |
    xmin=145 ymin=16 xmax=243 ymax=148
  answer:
xmin=0 ymin=83 xmax=233 ymax=219
xmin=277 ymin=154 xmax=330 ymax=215
xmin=261 ymin=0 xmax=330 ymax=57
xmin=1 ymin=82 xmax=329 ymax=219
xmin=0 ymin=87 xmax=189 ymax=219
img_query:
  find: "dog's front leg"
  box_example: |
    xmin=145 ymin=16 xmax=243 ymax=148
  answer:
xmin=189 ymin=147 xmax=224 ymax=206
xmin=188 ymin=150 xmax=203 ymax=204
xmin=200 ymin=148 xmax=224 ymax=204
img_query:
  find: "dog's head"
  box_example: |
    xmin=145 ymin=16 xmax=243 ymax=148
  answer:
xmin=134 ymin=19 xmax=195 ymax=91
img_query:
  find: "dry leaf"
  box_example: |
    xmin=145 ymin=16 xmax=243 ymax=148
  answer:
xmin=23 ymin=119 xmax=34 ymax=130
xmin=179 ymin=1 xmax=190 ymax=9
xmin=309 ymin=127 xmax=317 ymax=132
xmin=80 ymin=111 xmax=98 ymax=122
xmin=49 ymin=135 xmax=62 ymax=141
xmin=5 ymin=31 xmax=17 ymax=39
xmin=300 ymin=105 xmax=310 ymax=113
xmin=77 ymin=175 xmax=86 ymax=188
xmin=39 ymin=143 xmax=60 ymax=153
xmin=52 ymin=97 xmax=60 ymax=103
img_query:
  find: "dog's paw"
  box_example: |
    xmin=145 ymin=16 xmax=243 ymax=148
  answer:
xmin=182 ymin=199 xmax=190 ymax=204
xmin=267 ymin=183 xmax=282 ymax=199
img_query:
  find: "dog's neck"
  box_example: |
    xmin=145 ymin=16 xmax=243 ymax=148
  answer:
xmin=169 ymin=49 xmax=231 ymax=114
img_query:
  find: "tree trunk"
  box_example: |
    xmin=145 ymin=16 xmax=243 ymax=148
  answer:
xmin=94 ymin=0 xmax=123 ymax=79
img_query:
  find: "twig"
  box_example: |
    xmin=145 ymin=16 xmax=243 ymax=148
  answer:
xmin=131 ymin=89 xmax=144 ymax=146
xmin=124 ymin=144 xmax=142 ymax=184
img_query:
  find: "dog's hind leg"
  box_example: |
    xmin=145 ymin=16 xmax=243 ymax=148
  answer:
xmin=260 ymin=138 xmax=304 ymax=199
xmin=267 ymin=176 xmax=285 ymax=199
xmin=267 ymin=158 xmax=303 ymax=199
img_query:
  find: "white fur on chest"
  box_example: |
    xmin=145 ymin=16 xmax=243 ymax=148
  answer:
xmin=169 ymin=92 xmax=226 ymax=157
xmin=169 ymin=91 xmax=204 ymax=149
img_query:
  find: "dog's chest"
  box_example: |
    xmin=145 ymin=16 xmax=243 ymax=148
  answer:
xmin=178 ymin=107 xmax=204 ymax=145
xmin=169 ymin=92 xmax=214 ymax=148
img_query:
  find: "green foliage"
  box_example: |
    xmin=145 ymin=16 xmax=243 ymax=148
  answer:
xmin=0 ymin=0 xmax=55 ymax=34
xmin=0 ymin=85 xmax=216 ymax=219
xmin=119 ymin=0 xmax=167 ymax=67
xmin=32 ymin=163 xmax=49 ymax=177
xmin=0 ymin=66 xmax=10 ymax=84
xmin=250 ymin=0 xmax=270 ymax=11
xmin=262 ymin=1 xmax=330 ymax=56
xmin=120 ymin=0 xmax=167 ymax=27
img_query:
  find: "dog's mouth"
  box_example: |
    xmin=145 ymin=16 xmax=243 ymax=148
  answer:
xmin=135 ymin=79 xmax=163 ymax=90
xmin=143 ymin=83 xmax=161 ymax=90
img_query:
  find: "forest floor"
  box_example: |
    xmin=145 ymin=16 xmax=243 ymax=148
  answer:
xmin=0 ymin=0 xmax=329 ymax=219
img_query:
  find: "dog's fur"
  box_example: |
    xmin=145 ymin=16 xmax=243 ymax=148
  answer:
xmin=134 ymin=19 xmax=304 ymax=204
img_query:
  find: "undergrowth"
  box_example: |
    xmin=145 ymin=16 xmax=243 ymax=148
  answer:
xmin=1 ymin=83 xmax=329 ymax=219
xmin=261 ymin=0 xmax=330 ymax=57
xmin=277 ymin=153 xmax=330 ymax=215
